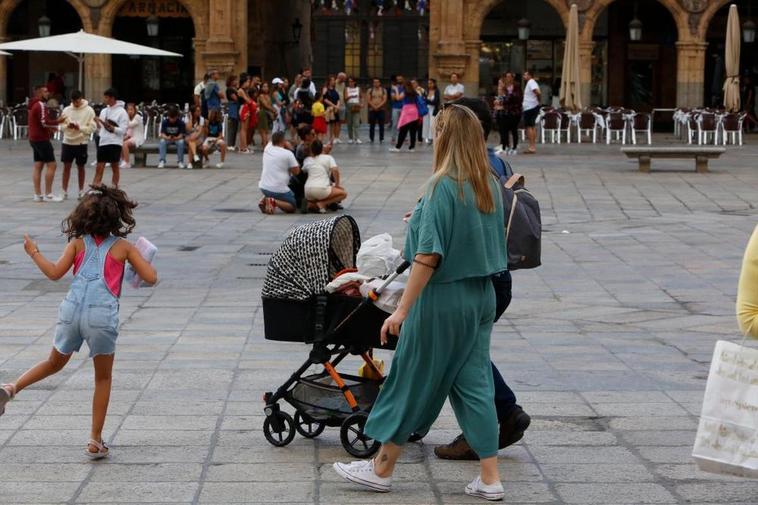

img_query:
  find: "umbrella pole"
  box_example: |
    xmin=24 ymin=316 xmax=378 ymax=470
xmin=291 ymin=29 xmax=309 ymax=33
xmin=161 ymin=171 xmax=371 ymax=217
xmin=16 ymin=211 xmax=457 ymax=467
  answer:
xmin=78 ymin=54 xmax=83 ymax=92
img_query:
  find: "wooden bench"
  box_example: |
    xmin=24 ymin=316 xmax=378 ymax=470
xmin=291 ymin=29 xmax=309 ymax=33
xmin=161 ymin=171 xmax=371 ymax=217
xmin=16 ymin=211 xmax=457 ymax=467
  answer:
xmin=621 ymin=147 xmax=726 ymax=173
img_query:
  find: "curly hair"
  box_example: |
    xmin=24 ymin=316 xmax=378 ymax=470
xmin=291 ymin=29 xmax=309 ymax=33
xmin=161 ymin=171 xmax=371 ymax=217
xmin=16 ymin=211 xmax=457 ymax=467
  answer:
xmin=61 ymin=185 xmax=137 ymax=240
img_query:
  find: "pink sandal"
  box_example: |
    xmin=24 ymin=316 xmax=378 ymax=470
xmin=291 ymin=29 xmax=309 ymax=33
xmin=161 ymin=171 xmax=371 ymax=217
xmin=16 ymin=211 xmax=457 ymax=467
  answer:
xmin=85 ymin=439 xmax=109 ymax=460
xmin=0 ymin=384 xmax=16 ymax=416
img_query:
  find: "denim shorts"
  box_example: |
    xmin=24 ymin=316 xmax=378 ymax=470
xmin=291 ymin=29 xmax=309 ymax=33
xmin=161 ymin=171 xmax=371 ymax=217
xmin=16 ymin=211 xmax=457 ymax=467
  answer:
xmin=53 ymin=293 xmax=119 ymax=357
xmin=261 ymin=188 xmax=297 ymax=208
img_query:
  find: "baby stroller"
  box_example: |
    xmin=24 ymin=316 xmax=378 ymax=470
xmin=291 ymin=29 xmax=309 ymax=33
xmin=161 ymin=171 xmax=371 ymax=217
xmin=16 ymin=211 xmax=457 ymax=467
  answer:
xmin=261 ymin=215 xmax=408 ymax=457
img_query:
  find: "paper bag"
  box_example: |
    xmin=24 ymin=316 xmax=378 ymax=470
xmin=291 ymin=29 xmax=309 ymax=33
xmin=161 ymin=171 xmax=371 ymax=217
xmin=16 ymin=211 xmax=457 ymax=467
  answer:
xmin=692 ymin=340 xmax=758 ymax=478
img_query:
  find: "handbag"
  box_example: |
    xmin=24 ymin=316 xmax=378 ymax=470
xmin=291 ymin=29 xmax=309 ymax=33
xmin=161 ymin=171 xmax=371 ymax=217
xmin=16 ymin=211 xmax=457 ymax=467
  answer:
xmin=692 ymin=339 xmax=758 ymax=478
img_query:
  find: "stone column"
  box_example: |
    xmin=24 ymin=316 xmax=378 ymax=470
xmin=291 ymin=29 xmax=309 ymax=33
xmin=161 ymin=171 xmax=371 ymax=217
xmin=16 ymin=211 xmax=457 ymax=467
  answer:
xmin=579 ymin=40 xmax=594 ymax=108
xmin=87 ymin=54 xmax=110 ymax=101
xmin=202 ymin=0 xmax=239 ymax=76
xmin=464 ymin=39 xmax=482 ymax=96
xmin=431 ymin=0 xmax=469 ymax=86
xmin=676 ymin=41 xmax=707 ymax=107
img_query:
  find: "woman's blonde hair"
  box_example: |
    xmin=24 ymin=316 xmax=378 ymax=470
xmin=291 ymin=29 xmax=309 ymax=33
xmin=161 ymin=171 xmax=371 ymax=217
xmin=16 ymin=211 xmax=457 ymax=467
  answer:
xmin=431 ymin=104 xmax=496 ymax=213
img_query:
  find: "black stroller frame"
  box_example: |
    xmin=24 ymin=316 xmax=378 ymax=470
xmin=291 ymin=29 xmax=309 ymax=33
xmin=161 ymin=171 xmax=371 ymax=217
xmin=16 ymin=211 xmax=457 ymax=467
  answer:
xmin=263 ymin=262 xmax=409 ymax=458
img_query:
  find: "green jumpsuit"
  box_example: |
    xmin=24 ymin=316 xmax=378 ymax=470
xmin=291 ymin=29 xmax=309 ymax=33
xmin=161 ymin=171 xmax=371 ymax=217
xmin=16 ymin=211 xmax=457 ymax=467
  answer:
xmin=364 ymin=175 xmax=507 ymax=458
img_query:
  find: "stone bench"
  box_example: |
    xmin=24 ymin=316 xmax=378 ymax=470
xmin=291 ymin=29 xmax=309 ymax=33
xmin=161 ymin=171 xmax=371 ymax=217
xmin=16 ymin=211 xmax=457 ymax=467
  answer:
xmin=132 ymin=143 xmax=177 ymax=168
xmin=621 ymin=146 xmax=726 ymax=173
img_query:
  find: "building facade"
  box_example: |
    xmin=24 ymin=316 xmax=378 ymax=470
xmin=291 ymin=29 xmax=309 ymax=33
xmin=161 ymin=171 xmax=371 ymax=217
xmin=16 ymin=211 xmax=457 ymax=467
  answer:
xmin=0 ymin=0 xmax=750 ymax=109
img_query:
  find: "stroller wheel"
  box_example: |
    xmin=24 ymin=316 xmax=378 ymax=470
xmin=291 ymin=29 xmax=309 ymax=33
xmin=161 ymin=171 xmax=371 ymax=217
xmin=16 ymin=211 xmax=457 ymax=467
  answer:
xmin=295 ymin=412 xmax=326 ymax=439
xmin=263 ymin=411 xmax=296 ymax=447
xmin=340 ymin=412 xmax=380 ymax=458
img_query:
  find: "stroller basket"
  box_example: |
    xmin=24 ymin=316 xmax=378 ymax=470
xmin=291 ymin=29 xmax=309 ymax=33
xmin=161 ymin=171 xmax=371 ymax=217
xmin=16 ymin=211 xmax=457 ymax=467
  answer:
xmin=288 ymin=373 xmax=380 ymax=424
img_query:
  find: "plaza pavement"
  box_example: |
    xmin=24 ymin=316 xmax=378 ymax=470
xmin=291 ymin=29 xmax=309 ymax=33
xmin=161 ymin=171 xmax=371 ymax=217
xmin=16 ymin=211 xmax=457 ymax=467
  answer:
xmin=0 ymin=134 xmax=756 ymax=505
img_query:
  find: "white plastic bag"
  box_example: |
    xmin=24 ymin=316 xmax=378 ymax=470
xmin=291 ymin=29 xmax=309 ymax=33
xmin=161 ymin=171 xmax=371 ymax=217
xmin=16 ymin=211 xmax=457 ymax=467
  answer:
xmin=692 ymin=340 xmax=758 ymax=478
xmin=124 ymin=237 xmax=157 ymax=288
xmin=356 ymin=233 xmax=401 ymax=277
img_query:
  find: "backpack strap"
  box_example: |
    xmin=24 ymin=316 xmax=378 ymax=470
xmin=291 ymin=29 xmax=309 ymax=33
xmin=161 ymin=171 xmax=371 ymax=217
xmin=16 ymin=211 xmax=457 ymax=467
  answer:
xmin=504 ymin=173 xmax=525 ymax=189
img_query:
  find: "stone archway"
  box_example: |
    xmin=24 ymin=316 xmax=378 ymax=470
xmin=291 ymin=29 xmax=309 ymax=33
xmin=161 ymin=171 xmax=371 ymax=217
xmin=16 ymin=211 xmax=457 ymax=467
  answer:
xmin=0 ymin=0 xmax=94 ymax=103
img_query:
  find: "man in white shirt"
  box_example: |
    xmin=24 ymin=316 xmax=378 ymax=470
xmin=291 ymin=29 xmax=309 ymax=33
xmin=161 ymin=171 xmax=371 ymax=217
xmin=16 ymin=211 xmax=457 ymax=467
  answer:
xmin=521 ymin=71 xmax=541 ymax=154
xmin=259 ymin=131 xmax=301 ymax=214
xmin=93 ymin=88 xmax=129 ymax=187
xmin=193 ymin=73 xmax=209 ymax=108
xmin=443 ymin=73 xmax=465 ymax=103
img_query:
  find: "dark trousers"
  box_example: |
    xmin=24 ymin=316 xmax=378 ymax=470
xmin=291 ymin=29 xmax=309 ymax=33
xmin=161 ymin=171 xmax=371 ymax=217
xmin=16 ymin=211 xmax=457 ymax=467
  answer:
xmin=226 ymin=118 xmax=239 ymax=148
xmin=417 ymin=119 xmax=424 ymax=142
xmin=369 ymin=110 xmax=385 ymax=142
xmin=497 ymin=113 xmax=520 ymax=150
xmin=491 ymin=270 xmax=519 ymax=420
xmin=396 ymin=121 xmax=418 ymax=149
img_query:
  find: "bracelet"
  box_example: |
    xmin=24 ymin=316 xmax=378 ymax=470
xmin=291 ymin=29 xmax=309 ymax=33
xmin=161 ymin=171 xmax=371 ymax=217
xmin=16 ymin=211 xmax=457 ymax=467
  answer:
xmin=413 ymin=258 xmax=438 ymax=270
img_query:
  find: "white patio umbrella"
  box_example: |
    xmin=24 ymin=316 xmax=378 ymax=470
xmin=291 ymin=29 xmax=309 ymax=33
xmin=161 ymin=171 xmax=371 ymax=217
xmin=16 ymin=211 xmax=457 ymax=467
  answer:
xmin=723 ymin=4 xmax=741 ymax=112
xmin=559 ymin=3 xmax=582 ymax=111
xmin=0 ymin=30 xmax=182 ymax=90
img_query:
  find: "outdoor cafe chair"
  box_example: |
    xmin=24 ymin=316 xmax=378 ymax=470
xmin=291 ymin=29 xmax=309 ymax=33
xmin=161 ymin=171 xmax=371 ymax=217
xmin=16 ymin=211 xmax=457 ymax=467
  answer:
xmin=605 ymin=111 xmax=627 ymax=144
xmin=630 ymin=112 xmax=652 ymax=145
xmin=697 ymin=112 xmax=719 ymax=145
xmin=0 ymin=108 xmax=7 ymax=140
xmin=558 ymin=112 xmax=572 ymax=143
xmin=540 ymin=111 xmax=562 ymax=144
xmin=12 ymin=106 xmax=28 ymax=140
xmin=721 ymin=112 xmax=745 ymax=146
xmin=576 ymin=112 xmax=598 ymax=143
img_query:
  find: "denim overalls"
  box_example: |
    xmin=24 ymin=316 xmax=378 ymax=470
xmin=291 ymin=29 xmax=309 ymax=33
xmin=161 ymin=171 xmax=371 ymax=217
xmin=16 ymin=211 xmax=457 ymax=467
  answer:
xmin=54 ymin=235 xmax=120 ymax=357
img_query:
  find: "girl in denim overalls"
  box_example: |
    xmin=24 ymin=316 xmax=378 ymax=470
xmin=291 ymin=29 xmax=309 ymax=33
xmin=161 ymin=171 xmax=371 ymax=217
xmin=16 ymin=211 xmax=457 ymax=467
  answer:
xmin=0 ymin=185 xmax=157 ymax=459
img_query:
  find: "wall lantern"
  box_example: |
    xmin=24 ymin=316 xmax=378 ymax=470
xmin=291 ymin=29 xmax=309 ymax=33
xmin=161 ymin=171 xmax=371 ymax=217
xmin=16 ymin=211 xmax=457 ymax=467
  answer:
xmin=146 ymin=16 xmax=159 ymax=37
xmin=744 ymin=19 xmax=756 ymax=43
xmin=38 ymin=16 xmax=51 ymax=37
xmin=629 ymin=1 xmax=642 ymax=41
xmin=517 ymin=18 xmax=531 ymax=41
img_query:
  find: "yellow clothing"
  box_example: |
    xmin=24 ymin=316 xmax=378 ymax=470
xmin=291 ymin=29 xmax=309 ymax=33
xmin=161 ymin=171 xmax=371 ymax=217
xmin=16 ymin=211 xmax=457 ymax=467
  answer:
xmin=737 ymin=225 xmax=758 ymax=338
xmin=312 ymin=102 xmax=325 ymax=118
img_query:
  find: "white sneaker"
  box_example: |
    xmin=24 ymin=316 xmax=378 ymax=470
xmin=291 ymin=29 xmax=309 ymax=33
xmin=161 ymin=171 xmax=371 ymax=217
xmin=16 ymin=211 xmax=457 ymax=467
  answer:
xmin=89 ymin=160 xmax=97 ymax=167
xmin=494 ymin=144 xmax=504 ymax=152
xmin=215 ymin=162 xmax=224 ymax=169
xmin=44 ymin=194 xmax=63 ymax=203
xmin=408 ymin=148 xmax=415 ymax=152
xmin=78 ymin=191 xmax=86 ymax=200
xmin=389 ymin=147 xmax=400 ymax=153
xmin=119 ymin=160 xmax=128 ymax=169
xmin=61 ymin=191 xmax=68 ymax=201
xmin=193 ymin=154 xmax=200 ymax=162
xmin=347 ymin=139 xmax=354 ymax=144
xmin=178 ymin=162 xmax=186 ymax=170
xmin=510 ymin=149 xmax=518 ymax=155
xmin=465 ymin=476 xmax=504 ymax=501
xmin=157 ymin=161 xmax=166 ymax=169
xmin=33 ymin=194 xmax=44 ymax=202
xmin=356 ymin=139 xmax=363 ymax=144
xmin=333 ymin=138 xmax=342 ymax=144
xmin=333 ymin=460 xmax=391 ymax=493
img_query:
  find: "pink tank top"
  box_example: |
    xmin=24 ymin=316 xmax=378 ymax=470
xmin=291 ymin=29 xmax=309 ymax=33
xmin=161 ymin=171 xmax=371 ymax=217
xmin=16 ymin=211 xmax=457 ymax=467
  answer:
xmin=73 ymin=236 xmax=125 ymax=298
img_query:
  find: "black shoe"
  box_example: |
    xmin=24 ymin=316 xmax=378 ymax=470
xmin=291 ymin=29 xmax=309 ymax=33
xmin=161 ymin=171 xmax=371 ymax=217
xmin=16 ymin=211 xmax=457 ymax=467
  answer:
xmin=327 ymin=203 xmax=344 ymax=211
xmin=498 ymin=406 xmax=531 ymax=449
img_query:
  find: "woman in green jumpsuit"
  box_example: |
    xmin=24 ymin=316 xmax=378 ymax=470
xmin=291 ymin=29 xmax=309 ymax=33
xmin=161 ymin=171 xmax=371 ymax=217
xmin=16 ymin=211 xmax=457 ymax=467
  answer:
xmin=334 ymin=104 xmax=508 ymax=501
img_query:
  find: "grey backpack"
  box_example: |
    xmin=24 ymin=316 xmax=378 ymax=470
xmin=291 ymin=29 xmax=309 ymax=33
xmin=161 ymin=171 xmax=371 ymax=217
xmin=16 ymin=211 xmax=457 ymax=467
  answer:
xmin=497 ymin=172 xmax=542 ymax=270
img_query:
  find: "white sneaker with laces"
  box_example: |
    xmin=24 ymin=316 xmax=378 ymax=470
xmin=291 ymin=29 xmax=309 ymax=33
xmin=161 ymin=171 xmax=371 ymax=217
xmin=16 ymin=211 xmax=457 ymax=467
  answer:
xmin=33 ymin=194 xmax=44 ymax=202
xmin=44 ymin=194 xmax=63 ymax=203
xmin=333 ymin=459 xmax=391 ymax=492
xmin=465 ymin=476 xmax=504 ymax=501
xmin=157 ymin=160 xmax=166 ymax=169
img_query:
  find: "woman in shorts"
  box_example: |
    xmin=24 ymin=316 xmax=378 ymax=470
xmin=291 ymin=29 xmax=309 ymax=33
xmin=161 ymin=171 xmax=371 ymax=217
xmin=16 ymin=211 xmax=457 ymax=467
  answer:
xmin=200 ymin=109 xmax=227 ymax=169
xmin=303 ymin=139 xmax=347 ymax=213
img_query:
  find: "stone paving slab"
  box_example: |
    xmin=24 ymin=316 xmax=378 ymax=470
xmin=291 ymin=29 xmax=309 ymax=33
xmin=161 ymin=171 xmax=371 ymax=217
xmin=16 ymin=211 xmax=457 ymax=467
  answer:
xmin=0 ymin=137 xmax=757 ymax=504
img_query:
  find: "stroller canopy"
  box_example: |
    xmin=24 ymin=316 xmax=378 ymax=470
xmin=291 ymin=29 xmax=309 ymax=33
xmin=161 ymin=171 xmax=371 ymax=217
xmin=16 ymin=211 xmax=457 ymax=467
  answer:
xmin=262 ymin=215 xmax=361 ymax=301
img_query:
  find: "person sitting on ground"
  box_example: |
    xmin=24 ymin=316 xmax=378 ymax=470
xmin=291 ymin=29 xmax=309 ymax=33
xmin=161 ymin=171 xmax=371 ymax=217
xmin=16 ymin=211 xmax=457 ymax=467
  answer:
xmin=258 ymin=131 xmax=301 ymax=214
xmin=158 ymin=105 xmax=188 ymax=169
xmin=200 ymin=109 xmax=227 ymax=169
xmin=303 ymin=139 xmax=347 ymax=214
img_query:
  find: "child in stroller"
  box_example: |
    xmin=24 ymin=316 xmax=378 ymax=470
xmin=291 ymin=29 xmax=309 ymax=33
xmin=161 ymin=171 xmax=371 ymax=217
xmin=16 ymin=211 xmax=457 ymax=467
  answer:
xmin=261 ymin=215 xmax=408 ymax=457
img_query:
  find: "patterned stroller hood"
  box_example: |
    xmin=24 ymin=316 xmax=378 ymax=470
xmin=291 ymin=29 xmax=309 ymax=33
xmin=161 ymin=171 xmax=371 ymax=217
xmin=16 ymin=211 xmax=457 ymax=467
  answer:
xmin=262 ymin=215 xmax=361 ymax=301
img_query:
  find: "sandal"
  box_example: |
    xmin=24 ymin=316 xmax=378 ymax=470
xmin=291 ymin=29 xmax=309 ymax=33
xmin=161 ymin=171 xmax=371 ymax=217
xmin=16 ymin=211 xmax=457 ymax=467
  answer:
xmin=0 ymin=384 xmax=16 ymax=416
xmin=85 ymin=439 xmax=109 ymax=460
